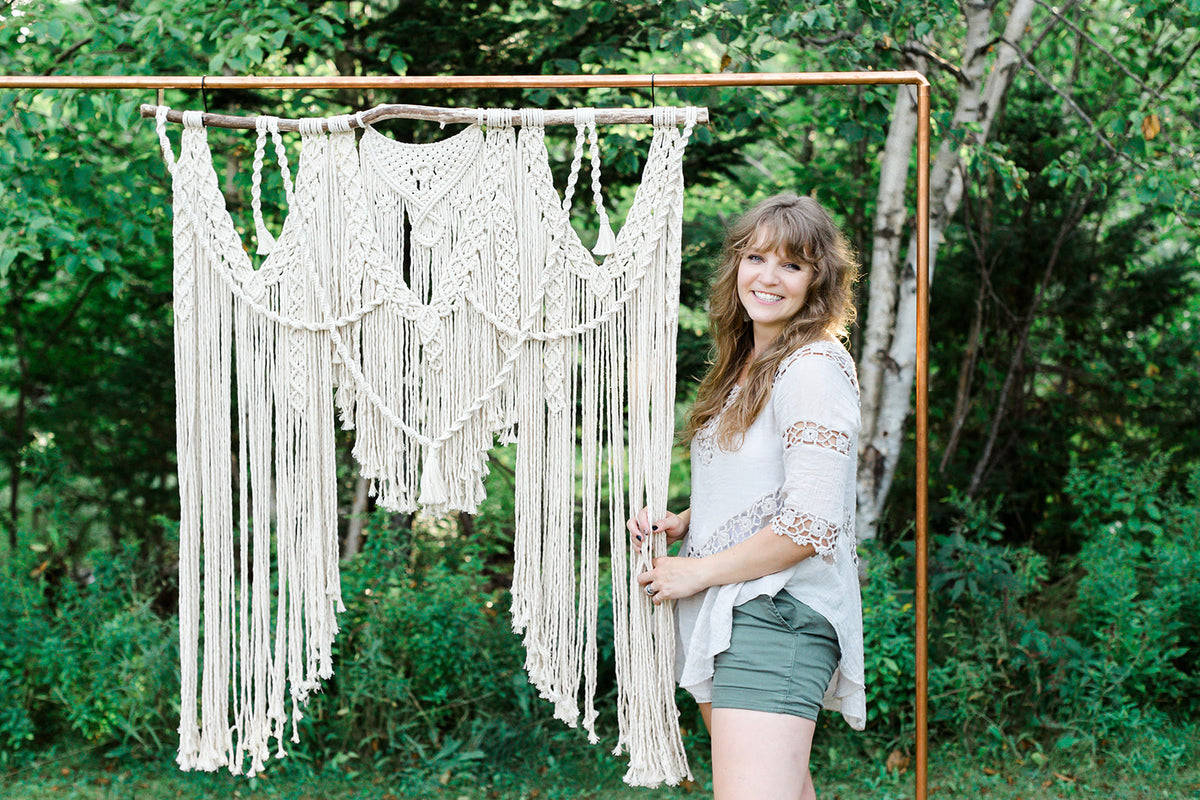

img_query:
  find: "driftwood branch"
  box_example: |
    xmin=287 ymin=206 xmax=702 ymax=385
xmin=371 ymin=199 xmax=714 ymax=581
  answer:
xmin=140 ymin=103 xmax=709 ymax=131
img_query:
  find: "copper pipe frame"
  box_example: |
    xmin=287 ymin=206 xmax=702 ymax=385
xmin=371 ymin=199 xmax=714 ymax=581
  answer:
xmin=0 ymin=70 xmax=933 ymax=798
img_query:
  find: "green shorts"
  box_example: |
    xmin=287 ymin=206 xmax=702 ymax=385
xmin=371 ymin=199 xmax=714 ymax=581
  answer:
xmin=711 ymin=591 xmax=841 ymax=721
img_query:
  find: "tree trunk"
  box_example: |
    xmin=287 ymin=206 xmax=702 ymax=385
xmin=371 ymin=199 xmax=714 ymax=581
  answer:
xmin=342 ymin=475 xmax=371 ymax=560
xmin=856 ymin=0 xmax=1040 ymax=542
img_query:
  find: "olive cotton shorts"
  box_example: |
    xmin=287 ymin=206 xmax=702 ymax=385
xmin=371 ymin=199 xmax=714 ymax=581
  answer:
xmin=711 ymin=591 xmax=841 ymax=721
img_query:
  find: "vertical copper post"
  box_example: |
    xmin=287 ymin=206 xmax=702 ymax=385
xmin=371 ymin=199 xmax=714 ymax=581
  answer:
xmin=914 ymin=84 xmax=931 ymax=800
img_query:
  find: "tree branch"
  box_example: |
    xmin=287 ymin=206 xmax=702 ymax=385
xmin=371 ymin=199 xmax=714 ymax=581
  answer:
xmin=965 ymin=187 xmax=1097 ymax=498
xmin=998 ymin=36 xmax=1121 ymax=157
xmin=899 ymin=42 xmax=968 ymax=85
xmin=800 ymin=30 xmax=858 ymax=47
xmin=1033 ymin=0 xmax=1200 ymax=129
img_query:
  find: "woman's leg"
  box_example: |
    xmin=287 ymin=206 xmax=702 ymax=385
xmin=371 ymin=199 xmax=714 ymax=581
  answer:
xmin=800 ymin=769 xmax=816 ymax=800
xmin=698 ymin=701 xmax=713 ymax=733
xmin=710 ymin=707 xmax=816 ymax=800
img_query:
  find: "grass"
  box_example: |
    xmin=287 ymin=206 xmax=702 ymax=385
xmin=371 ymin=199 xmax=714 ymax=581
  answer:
xmin=4 ymin=727 xmax=1199 ymax=800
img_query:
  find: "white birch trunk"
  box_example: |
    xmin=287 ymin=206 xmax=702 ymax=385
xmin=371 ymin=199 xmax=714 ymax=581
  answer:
xmin=856 ymin=0 xmax=1040 ymax=542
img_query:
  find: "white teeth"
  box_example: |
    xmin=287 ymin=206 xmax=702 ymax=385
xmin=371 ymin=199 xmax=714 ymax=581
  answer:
xmin=753 ymin=291 xmax=783 ymax=302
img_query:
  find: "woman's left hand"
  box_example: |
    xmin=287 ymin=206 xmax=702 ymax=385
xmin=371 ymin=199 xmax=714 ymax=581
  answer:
xmin=636 ymin=556 xmax=711 ymax=605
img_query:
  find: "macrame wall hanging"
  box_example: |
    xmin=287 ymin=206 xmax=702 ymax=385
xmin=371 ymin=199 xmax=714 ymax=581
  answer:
xmin=152 ymin=102 xmax=703 ymax=787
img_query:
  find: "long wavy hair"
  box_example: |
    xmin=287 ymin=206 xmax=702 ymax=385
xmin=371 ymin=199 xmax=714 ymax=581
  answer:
xmin=683 ymin=193 xmax=859 ymax=448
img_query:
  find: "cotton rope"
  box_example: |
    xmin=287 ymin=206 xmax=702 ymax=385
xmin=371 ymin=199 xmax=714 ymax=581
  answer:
xmin=155 ymin=104 xmax=700 ymax=787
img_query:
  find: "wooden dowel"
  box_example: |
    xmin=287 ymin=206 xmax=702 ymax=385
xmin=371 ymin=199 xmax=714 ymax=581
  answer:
xmin=139 ymin=103 xmax=710 ymax=131
xmin=0 ymin=70 xmax=931 ymax=90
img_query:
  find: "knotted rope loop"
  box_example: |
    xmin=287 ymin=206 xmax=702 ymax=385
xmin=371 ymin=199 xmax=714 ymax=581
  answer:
xmin=155 ymin=106 xmax=176 ymax=174
xmin=520 ymin=107 xmax=546 ymax=127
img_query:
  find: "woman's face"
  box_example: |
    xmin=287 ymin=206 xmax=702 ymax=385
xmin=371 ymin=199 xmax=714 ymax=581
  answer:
xmin=736 ymin=237 xmax=815 ymax=346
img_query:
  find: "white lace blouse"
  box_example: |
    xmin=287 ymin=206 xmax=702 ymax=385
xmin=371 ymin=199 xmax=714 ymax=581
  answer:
xmin=675 ymin=338 xmax=866 ymax=730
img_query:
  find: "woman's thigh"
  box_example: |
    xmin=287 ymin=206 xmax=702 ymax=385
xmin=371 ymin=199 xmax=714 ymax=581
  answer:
xmin=710 ymin=707 xmax=816 ymax=800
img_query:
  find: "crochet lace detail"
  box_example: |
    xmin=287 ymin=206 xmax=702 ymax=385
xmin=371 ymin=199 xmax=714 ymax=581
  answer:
xmin=775 ymin=340 xmax=859 ymax=394
xmin=692 ymin=384 xmax=741 ymax=467
xmin=685 ymin=489 xmax=781 ymax=558
xmin=770 ymin=507 xmax=839 ymax=563
xmin=782 ymin=421 xmax=852 ymax=455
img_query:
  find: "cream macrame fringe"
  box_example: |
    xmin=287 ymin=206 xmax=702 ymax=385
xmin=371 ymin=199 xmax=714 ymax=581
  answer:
xmin=156 ymin=104 xmax=699 ymax=786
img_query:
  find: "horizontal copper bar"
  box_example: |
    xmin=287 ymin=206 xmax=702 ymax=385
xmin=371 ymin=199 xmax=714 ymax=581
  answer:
xmin=0 ymin=70 xmax=930 ymax=90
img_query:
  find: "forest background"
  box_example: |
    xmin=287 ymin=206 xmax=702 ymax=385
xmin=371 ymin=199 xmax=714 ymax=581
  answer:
xmin=1 ymin=0 xmax=1198 ymax=798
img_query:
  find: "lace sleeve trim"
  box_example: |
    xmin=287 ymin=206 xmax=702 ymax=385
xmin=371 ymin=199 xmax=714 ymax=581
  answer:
xmin=770 ymin=507 xmax=839 ymax=563
xmin=684 ymin=489 xmax=781 ymax=559
xmin=774 ymin=340 xmax=859 ymax=395
xmin=782 ymin=421 xmax=852 ymax=455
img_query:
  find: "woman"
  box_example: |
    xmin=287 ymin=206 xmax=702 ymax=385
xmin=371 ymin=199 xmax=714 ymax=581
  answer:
xmin=629 ymin=193 xmax=865 ymax=800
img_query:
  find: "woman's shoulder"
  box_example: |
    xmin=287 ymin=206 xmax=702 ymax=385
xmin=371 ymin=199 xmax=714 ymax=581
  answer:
xmin=774 ymin=338 xmax=859 ymax=395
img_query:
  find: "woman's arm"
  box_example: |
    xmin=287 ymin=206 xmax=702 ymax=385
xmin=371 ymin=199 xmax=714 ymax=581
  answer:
xmin=636 ymin=525 xmax=814 ymax=603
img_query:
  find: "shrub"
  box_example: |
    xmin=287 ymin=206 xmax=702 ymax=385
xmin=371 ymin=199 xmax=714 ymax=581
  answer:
xmin=1066 ymin=448 xmax=1200 ymax=716
xmin=856 ymin=540 xmax=916 ymax=743
xmin=0 ymin=542 xmax=178 ymax=763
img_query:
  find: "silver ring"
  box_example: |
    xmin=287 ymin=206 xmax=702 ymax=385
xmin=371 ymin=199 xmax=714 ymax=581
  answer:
xmin=645 ymin=586 xmax=657 ymax=597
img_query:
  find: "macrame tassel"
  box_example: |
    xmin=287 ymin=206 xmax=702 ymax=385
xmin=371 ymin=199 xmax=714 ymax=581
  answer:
xmin=418 ymin=446 xmax=448 ymax=506
xmin=593 ymin=219 xmax=617 ymax=257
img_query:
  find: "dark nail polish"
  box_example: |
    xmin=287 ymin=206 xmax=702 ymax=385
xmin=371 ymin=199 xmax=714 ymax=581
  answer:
xmin=652 ymin=525 xmax=659 ymax=531
xmin=636 ymin=534 xmax=643 ymax=541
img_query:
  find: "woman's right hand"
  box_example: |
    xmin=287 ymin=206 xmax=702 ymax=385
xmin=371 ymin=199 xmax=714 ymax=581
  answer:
xmin=626 ymin=507 xmax=689 ymax=554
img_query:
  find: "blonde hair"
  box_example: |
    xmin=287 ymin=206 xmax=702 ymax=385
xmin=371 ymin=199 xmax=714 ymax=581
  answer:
xmin=683 ymin=193 xmax=859 ymax=448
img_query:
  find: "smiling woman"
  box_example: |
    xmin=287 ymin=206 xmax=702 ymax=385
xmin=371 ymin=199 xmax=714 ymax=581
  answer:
xmin=627 ymin=194 xmax=863 ymax=800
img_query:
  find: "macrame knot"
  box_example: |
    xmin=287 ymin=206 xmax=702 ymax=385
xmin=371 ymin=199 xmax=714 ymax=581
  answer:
xmin=485 ymin=108 xmax=515 ymax=129
xmin=571 ymin=108 xmax=617 ymax=257
xmin=520 ymin=107 xmax=546 ymax=128
xmin=182 ymin=110 xmax=205 ymax=129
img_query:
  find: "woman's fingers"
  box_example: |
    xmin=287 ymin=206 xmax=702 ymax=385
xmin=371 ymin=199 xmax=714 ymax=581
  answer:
xmin=635 ymin=557 xmax=705 ymax=604
xmin=627 ymin=506 xmax=651 ymax=552
xmin=627 ymin=507 xmax=683 ymax=556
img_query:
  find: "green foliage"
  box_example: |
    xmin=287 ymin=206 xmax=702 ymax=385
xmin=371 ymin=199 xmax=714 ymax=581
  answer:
xmin=898 ymin=462 xmax=1200 ymax=763
xmin=857 ymin=540 xmax=916 ymax=740
xmin=315 ymin=515 xmax=535 ymax=764
xmin=0 ymin=543 xmax=177 ymax=764
xmin=1067 ymin=448 xmax=1200 ymax=714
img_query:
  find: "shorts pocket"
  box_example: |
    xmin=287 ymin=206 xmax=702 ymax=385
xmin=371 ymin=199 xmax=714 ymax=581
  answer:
xmin=762 ymin=592 xmax=805 ymax=633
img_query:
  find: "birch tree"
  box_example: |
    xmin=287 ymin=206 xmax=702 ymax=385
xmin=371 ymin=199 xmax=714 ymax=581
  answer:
xmin=856 ymin=0 xmax=1041 ymax=542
